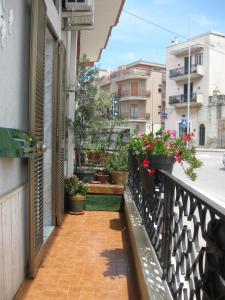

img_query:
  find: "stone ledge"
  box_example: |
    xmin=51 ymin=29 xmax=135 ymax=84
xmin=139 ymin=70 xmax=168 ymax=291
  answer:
xmin=124 ymin=189 xmax=173 ymax=300
xmin=87 ymin=183 xmax=124 ymax=195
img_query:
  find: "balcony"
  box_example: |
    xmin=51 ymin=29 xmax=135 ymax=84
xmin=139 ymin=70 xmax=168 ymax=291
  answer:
xmin=112 ymin=68 xmax=151 ymax=82
xmin=169 ymin=64 xmax=204 ymax=81
xmin=117 ymin=89 xmax=151 ymax=101
xmin=169 ymin=93 xmax=203 ymax=107
xmin=98 ymin=74 xmax=111 ymax=86
xmin=127 ymin=164 xmax=225 ymax=299
xmin=14 ymin=166 xmax=225 ymax=300
xmin=121 ymin=112 xmax=150 ymax=122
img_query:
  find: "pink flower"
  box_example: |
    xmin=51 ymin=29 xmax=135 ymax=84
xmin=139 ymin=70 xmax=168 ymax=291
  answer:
xmin=142 ymin=159 xmax=150 ymax=168
xmin=139 ymin=131 xmax=145 ymax=136
xmin=166 ymin=129 xmax=176 ymax=137
xmin=146 ymin=144 xmax=154 ymax=151
xmin=148 ymin=169 xmax=155 ymax=176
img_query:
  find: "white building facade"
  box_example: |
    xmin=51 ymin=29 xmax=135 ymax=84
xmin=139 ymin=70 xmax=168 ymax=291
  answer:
xmin=165 ymin=32 xmax=225 ymax=148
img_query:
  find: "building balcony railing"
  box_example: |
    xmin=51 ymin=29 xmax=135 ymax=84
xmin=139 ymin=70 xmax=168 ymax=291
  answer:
xmin=112 ymin=68 xmax=151 ymax=81
xmin=127 ymin=162 xmax=225 ymax=300
xmin=169 ymin=93 xmax=203 ymax=106
xmin=121 ymin=112 xmax=150 ymax=121
xmin=169 ymin=64 xmax=204 ymax=81
xmin=117 ymin=89 xmax=151 ymax=100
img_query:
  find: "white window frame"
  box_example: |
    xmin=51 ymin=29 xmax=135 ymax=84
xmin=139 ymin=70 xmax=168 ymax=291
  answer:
xmin=195 ymin=53 xmax=203 ymax=65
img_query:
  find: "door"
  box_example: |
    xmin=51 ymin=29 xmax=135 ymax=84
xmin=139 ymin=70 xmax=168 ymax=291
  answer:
xmin=184 ymin=56 xmax=192 ymax=74
xmin=55 ymin=42 xmax=66 ymax=225
xmin=131 ymin=80 xmax=138 ymax=96
xmin=184 ymin=83 xmax=193 ymax=101
xmin=28 ymin=0 xmax=47 ymax=278
xmin=199 ymin=124 xmax=205 ymax=146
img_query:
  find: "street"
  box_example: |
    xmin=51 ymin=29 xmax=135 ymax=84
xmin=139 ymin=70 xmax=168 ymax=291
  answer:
xmin=172 ymin=151 xmax=225 ymax=205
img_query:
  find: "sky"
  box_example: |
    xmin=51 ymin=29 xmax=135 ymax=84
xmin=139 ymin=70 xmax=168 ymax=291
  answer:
xmin=98 ymin=0 xmax=225 ymax=71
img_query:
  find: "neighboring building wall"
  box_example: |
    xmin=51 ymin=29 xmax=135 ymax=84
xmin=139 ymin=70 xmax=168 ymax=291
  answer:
xmin=98 ymin=61 xmax=165 ymax=133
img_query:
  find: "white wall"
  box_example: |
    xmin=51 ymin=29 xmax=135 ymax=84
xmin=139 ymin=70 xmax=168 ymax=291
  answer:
xmin=0 ymin=0 xmax=30 ymax=196
xmin=0 ymin=185 xmax=28 ymax=300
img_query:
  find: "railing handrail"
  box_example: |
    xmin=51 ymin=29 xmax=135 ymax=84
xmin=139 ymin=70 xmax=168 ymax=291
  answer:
xmin=159 ymin=169 xmax=225 ymax=218
xmin=117 ymin=89 xmax=150 ymax=98
xmin=169 ymin=64 xmax=199 ymax=78
xmin=128 ymin=161 xmax=225 ymax=299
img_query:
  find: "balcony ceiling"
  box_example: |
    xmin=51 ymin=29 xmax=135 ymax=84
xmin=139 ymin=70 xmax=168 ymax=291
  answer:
xmin=80 ymin=0 xmax=125 ymax=62
xmin=171 ymin=44 xmax=204 ymax=56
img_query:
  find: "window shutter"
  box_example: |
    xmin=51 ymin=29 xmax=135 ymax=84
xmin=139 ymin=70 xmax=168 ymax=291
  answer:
xmin=55 ymin=42 xmax=66 ymax=225
xmin=28 ymin=0 xmax=47 ymax=278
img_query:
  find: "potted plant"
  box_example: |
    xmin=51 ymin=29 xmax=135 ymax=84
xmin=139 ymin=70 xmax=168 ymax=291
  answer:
xmin=105 ymin=146 xmax=128 ymax=186
xmin=129 ymin=129 xmax=203 ymax=181
xmin=64 ymin=176 xmax=88 ymax=214
xmin=96 ymin=168 xmax=110 ymax=184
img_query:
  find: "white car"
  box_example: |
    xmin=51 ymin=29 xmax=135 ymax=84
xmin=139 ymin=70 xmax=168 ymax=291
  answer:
xmin=223 ymin=153 xmax=225 ymax=167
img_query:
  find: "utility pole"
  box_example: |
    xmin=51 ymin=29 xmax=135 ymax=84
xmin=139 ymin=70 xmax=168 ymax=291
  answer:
xmin=187 ymin=0 xmax=191 ymax=135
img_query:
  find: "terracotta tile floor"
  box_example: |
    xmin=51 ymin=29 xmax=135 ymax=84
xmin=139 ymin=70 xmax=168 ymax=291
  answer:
xmin=16 ymin=212 xmax=140 ymax=300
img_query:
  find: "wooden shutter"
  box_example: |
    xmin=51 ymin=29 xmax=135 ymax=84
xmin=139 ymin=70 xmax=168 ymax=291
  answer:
xmin=55 ymin=42 xmax=66 ymax=225
xmin=28 ymin=0 xmax=47 ymax=278
xmin=131 ymin=80 xmax=138 ymax=96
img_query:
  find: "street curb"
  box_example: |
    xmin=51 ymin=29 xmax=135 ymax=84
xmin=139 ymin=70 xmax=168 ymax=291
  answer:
xmin=196 ymin=148 xmax=224 ymax=153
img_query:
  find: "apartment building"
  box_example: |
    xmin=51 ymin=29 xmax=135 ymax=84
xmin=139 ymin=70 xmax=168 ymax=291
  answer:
xmin=165 ymin=31 xmax=225 ymax=148
xmin=0 ymin=0 xmax=124 ymax=298
xmin=98 ymin=61 xmax=166 ymax=133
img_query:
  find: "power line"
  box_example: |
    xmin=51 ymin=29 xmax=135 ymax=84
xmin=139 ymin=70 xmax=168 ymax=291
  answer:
xmin=123 ymin=9 xmax=187 ymax=40
xmin=123 ymin=9 xmax=225 ymax=57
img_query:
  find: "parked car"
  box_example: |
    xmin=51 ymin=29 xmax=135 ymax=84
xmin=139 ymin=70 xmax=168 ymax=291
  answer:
xmin=223 ymin=152 xmax=225 ymax=167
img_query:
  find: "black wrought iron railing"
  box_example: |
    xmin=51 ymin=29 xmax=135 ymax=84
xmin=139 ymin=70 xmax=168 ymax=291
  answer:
xmin=128 ymin=163 xmax=225 ymax=300
xmin=169 ymin=64 xmax=198 ymax=78
xmin=169 ymin=93 xmax=197 ymax=105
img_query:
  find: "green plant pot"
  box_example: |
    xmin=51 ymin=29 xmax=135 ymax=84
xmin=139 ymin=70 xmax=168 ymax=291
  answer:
xmin=69 ymin=195 xmax=86 ymax=214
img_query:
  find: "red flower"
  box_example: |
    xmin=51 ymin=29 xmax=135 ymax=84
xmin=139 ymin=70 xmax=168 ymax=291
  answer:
xmin=148 ymin=169 xmax=155 ymax=176
xmin=146 ymin=144 xmax=154 ymax=151
xmin=142 ymin=159 xmax=150 ymax=168
xmin=175 ymin=155 xmax=182 ymax=163
xmin=143 ymin=140 xmax=148 ymax=146
xmin=183 ymin=135 xmax=190 ymax=143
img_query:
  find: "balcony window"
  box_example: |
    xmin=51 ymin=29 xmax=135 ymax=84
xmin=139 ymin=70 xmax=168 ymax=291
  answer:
xmin=130 ymin=105 xmax=138 ymax=118
xmin=195 ymin=53 xmax=203 ymax=65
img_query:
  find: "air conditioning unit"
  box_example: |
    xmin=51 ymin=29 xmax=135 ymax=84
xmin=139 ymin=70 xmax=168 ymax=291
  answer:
xmin=65 ymin=0 xmax=93 ymax=12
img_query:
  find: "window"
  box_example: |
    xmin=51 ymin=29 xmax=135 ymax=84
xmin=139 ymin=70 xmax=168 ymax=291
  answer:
xmin=195 ymin=53 xmax=203 ymax=65
xmin=130 ymin=105 xmax=138 ymax=118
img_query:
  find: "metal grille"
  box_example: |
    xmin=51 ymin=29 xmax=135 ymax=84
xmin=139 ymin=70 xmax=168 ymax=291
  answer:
xmin=128 ymin=161 xmax=225 ymax=299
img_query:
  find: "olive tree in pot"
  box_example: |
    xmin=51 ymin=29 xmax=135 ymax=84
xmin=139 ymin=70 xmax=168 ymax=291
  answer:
xmin=64 ymin=176 xmax=88 ymax=214
xmin=105 ymin=145 xmax=128 ymax=186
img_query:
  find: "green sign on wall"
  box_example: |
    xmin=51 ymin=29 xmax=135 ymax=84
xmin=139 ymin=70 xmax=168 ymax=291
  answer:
xmin=0 ymin=127 xmax=37 ymax=158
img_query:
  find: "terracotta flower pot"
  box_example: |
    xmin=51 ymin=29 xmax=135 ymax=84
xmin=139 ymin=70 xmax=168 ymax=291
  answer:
xmin=96 ymin=174 xmax=109 ymax=184
xmin=111 ymin=171 xmax=128 ymax=186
